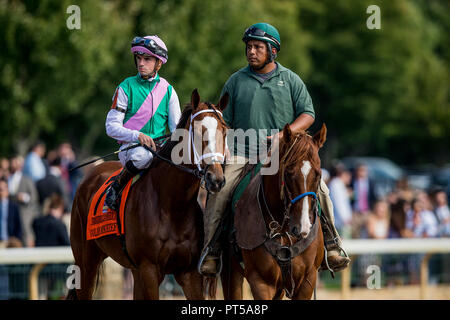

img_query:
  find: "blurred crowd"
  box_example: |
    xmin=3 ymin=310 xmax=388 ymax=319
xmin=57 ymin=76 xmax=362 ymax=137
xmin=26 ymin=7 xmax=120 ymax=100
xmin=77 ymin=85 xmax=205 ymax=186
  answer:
xmin=324 ymin=162 xmax=450 ymax=240
xmin=0 ymin=141 xmax=82 ymax=248
xmin=1 ymin=142 xmax=449 ymax=250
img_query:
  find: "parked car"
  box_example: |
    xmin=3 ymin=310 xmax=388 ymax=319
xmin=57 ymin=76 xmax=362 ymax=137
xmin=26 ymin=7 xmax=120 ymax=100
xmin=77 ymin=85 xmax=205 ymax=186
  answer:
xmin=431 ymin=164 xmax=450 ymax=198
xmin=341 ymin=157 xmax=404 ymax=199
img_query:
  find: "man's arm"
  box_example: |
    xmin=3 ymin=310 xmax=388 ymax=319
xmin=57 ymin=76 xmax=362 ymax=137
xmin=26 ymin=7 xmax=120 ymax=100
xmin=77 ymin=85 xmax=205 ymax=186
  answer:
xmin=168 ymin=87 xmax=181 ymax=132
xmin=289 ymin=113 xmax=315 ymax=133
xmin=268 ymin=113 xmax=314 ymax=140
xmin=106 ymin=87 xmax=141 ymax=143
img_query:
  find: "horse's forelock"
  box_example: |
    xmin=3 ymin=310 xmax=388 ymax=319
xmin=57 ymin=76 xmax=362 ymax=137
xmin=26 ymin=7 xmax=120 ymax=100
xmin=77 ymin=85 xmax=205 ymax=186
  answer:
xmin=280 ymin=132 xmax=321 ymax=172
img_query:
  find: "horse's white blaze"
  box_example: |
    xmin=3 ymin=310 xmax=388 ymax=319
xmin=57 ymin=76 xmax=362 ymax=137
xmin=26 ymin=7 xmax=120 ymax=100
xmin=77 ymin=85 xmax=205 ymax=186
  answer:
xmin=200 ymin=116 xmax=218 ymax=160
xmin=300 ymin=160 xmax=312 ymax=237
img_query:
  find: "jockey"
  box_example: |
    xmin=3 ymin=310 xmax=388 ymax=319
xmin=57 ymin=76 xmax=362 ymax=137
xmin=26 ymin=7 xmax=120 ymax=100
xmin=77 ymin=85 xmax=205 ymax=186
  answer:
xmin=198 ymin=23 xmax=350 ymax=276
xmin=104 ymin=35 xmax=181 ymax=211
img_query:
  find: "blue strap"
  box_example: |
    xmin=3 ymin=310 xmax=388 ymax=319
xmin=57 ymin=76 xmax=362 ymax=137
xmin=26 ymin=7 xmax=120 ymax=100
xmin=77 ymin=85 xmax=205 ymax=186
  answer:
xmin=291 ymin=192 xmax=317 ymax=204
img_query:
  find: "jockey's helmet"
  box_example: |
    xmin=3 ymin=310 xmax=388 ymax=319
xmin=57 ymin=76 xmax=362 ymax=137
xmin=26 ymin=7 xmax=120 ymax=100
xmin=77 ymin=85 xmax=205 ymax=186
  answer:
xmin=242 ymin=23 xmax=281 ymax=61
xmin=131 ymin=35 xmax=168 ymax=64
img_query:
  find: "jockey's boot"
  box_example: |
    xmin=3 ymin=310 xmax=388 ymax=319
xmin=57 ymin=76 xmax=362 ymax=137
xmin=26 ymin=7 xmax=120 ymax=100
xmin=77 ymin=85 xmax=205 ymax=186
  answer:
xmin=105 ymin=161 xmax=138 ymax=212
xmin=318 ymin=180 xmax=351 ymax=273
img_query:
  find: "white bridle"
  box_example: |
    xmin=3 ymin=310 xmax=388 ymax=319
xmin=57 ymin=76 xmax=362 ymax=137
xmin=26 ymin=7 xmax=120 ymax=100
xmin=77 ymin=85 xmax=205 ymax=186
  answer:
xmin=188 ymin=109 xmax=226 ymax=171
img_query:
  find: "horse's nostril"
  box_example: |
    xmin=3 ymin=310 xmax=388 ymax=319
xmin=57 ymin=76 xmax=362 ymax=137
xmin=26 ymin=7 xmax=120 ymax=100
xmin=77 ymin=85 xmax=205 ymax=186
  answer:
xmin=292 ymin=226 xmax=300 ymax=237
xmin=206 ymin=171 xmax=213 ymax=180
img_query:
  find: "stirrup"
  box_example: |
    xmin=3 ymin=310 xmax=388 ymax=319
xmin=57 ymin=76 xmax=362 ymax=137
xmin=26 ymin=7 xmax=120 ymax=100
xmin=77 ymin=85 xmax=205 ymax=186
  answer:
xmin=322 ymin=246 xmax=335 ymax=279
xmin=322 ymin=244 xmax=350 ymax=278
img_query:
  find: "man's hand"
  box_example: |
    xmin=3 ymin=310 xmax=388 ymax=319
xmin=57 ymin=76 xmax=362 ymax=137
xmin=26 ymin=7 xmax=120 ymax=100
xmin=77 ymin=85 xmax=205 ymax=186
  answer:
xmin=138 ymin=133 xmax=156 ymax=151
xmin=267 ymin=131 xmax=283 ymax=142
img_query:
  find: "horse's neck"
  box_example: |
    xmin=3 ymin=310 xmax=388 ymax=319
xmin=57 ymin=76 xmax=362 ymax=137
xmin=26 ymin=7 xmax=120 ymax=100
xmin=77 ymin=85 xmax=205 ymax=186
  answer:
xmin=151 ymin=161 xmax=200 ymax=206
xmin=262 ymin=174 xmax=286 ymax=222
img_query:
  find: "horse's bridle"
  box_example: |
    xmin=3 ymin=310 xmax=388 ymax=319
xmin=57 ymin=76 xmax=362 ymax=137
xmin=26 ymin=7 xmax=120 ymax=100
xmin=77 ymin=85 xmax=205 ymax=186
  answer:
xmin=260 ymin=134 xmax=320 ymax=240
xmin=188 ymin=108 xmax=227 ymax=176
xmin=145 ymin=107 xmax=227 ymax=181
xmin=258 ymin=134 xmax=321 ymax=299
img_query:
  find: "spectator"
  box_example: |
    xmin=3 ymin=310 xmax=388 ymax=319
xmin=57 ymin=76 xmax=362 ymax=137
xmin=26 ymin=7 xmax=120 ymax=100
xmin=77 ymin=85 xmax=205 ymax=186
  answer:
xmin=0 ymin=178 xmax=23 ymax=248
xmin=8 ymin=155 xmax=39 ymax=247
xmin=58 ymin=142 xmax=80 ymax=203
xmin=406 ymin=198 xmax=438 ymax=238
xmin=389 ymin=198 xmax=414 ymax=238
xmin=32 ymin=194 xmax=70 ymax=246
xmin=23 ymin=141 xmax=47 ymax=182
xmin=36 ymin=156 xmax=70 ymax=211
xmin=328 ymin=163 xmax=353 ymax=238
xmin=396 ymin=176 xmax=414 ymax=203
xmin=434 ymin=190 xmax=450 ymax=237
xmin=352 ymin=163 xmax=376 ymax=214
xmin=367 ymin=200 xmax=390 ymax=239
xmin=351 ymin=163 xmax=377 ymax=238
xmin=0 ymin=158 xmax=9 ymax=180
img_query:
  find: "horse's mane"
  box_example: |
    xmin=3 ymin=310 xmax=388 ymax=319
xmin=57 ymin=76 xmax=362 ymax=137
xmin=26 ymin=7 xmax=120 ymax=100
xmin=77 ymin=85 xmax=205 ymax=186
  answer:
xmin=151 ymin=104 xmax=194 ymax=167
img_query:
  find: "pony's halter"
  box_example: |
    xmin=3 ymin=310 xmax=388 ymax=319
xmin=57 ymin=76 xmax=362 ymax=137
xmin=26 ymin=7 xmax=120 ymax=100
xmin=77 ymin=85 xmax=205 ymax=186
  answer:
xmin=188 ymin=109 xmax=226 ymax=171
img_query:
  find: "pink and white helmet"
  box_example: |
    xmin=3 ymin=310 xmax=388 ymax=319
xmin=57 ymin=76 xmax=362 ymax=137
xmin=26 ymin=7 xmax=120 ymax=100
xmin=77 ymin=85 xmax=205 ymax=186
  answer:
xmin=131 ymin=35 xmax=168 ymax=64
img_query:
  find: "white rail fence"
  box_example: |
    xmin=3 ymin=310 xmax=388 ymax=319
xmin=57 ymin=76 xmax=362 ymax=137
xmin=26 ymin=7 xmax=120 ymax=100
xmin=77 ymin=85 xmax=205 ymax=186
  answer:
xmin=340 ymin=238 xmax=450 ymax=299
xmin=0 ymin=238 xmax=449 ymax=299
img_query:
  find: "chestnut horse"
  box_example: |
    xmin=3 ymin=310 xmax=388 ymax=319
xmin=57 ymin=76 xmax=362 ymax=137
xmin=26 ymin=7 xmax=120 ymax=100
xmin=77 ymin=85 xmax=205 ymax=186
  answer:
xmin=221 ymin=124 xmax=327 ymax=300
xmin=68 ymin=90 xmax=229 ymax=299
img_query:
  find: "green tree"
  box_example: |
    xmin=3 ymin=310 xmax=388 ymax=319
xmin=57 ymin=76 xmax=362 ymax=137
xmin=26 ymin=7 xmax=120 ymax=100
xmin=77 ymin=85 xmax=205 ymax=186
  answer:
xmin=0 ymin=0 xmax=134 ymax=157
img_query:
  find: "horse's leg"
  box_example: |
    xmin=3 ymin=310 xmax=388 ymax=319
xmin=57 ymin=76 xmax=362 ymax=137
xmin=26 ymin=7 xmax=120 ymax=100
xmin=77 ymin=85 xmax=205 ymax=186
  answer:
xmin=131 ymin=269 xmax=145 ymax=300
xmin=70 ymin=204 xmax=107 ymax=299
xmin=73 ymin=241 xmax=106 ymax=299
xmin=221 ymin=255 xmax=244 ymax=300
xmin=293 ymin=269 xmax=317 ymax=300
xmin=246 ymin=272 xmax=278 ymax=300
xmin=174 ymin=270 xmax=205 ymax=300
xmin=136 ymin=261 xmax=163 ymax=300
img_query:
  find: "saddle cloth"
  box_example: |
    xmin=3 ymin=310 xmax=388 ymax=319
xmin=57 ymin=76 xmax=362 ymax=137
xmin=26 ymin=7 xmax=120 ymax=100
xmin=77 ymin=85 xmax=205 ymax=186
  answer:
xmin=86 ymin=169 xmax=137 ymax=240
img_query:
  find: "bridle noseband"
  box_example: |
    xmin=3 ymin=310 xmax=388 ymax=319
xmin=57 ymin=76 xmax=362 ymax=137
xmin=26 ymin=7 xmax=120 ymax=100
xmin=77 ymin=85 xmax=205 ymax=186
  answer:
xmin=188 ymin=108 xmax=226 ymax=173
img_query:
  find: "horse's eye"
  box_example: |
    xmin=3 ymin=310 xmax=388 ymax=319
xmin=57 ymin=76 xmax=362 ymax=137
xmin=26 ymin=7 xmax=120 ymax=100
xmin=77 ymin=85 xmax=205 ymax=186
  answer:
xmin=285 ymin=168 xmax=297 ymax=177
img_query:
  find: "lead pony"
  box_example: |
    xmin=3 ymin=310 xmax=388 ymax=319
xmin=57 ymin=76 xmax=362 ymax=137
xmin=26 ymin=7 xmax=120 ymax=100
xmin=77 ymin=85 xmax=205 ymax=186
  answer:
xmin=69 ymin=90 xmax=229 ymax=299
xmin=222 ymin=124 xmax=327 ymax=300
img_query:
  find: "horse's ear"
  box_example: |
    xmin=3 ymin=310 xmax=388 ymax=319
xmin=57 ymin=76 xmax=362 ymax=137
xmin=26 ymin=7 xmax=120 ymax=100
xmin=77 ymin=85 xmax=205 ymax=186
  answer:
xmin=217 ymin=92 xmax=229 ymax=111
xmin=313 ymin=123 xmax=327 ymax=148
xmin=191 ymin=89 xmax=200 ymax=110
xmin=282 ymin=124 xmax=293 ymax=142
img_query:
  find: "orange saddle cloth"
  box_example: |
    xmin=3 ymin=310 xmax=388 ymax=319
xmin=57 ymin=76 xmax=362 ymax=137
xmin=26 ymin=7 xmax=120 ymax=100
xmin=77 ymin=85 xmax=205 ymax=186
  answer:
xmin=86 ymin=168 xmax=134 ymax=240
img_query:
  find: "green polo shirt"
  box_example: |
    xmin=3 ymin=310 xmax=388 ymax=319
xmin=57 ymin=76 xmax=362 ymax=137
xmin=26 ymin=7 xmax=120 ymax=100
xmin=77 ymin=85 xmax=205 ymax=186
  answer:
xmin=221 ymin=62 xmax=315 ymax=157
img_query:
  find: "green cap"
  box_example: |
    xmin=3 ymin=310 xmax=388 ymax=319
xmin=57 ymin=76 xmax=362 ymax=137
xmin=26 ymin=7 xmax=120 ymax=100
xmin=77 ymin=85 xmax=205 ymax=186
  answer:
xmin=242 ymin=23 xmax=281 ymax=51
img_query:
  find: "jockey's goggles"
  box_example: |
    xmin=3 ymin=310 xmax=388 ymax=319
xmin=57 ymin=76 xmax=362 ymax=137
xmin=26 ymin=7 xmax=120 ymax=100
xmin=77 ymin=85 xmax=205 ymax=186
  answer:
xmin=131 ymin=37 xmax=168 ymax=60
xmin=242 ymin=27 xmax=281 ymax=49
